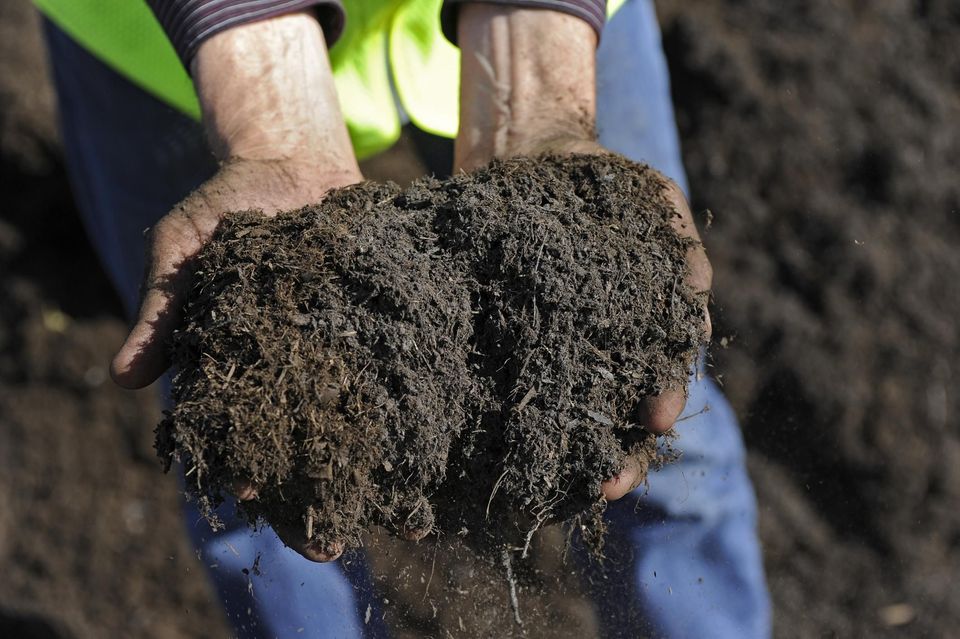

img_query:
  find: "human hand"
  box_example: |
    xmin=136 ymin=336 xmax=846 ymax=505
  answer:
xmin=455 ymin=5 xmax=712 ymax=501
xmin=110 ymin=159 xmax=360 ymax=389
xmin=109 ymin=12 xmax=362 ymax=562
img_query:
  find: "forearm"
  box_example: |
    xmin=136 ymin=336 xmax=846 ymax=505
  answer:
xmin=112 ymin=12 xmax=362 ymax=392
xmin=191 ymin=12 xmax=359 ymax=180
xmin=455 ymin=5 xmax=598 ymax=171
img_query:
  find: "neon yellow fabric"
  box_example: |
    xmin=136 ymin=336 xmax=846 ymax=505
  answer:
xmin=32 ymin=0 xmax=627 ymax=159
xmin=389 ymin=0 xmax=460 ymax=139
xmin=326 ymin=0 xmax=407 ymax=158
xmin=32 ymin=0 xmax=201 ymax=119
xmin=608 ymin=0 xmax=627 ymax=18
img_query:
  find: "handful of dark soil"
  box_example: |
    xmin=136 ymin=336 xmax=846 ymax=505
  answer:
xmin=160 ymin=154 xmax=706 ymax=553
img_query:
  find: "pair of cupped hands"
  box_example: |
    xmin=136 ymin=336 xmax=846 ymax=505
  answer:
xmin=109 ymin=7 xmax=711 ymax=562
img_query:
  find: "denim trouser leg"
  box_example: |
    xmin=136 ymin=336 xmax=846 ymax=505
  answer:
xmin=46 ymin=1 xmax=769 ymax=635
xmin=592 ymin=3 xmax=771 ymax=637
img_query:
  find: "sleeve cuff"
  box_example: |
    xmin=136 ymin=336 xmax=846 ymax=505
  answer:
xmin=147 ymin=1 xmax=346 ymax=73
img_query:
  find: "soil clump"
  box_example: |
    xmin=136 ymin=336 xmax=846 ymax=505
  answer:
xmin=161 ymin=155 xmax=705 ymax=553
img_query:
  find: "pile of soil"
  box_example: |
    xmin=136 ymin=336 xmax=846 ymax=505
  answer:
xmin=163 ymin=155 xmax=704 ymax=553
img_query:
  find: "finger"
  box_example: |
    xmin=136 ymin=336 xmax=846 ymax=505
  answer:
xmin=400 ymin=527 xmax=431 ymax=542
xmin=110 ymin=285 xmax=180 ymax=388
xmin=662 ymin=179 xmax=713 ymax=294
xmin=662 ymin=179 xmax=702 ymax=243
xmin=274 ymin=521 xmax=344 ymax=563
xmin=230 ymin=479 xmax=258 ymax=501
xmin=395 ymin=498 xmax=434 ymax=542
xmin=110 ymin=216 xmax=200 ymax=388
xmin=639 ymin=389 xmax=687 ymax=434
xmin=684 ymin=238 xmax=713 ymax=302
xmin=300 ymin=540 xmax=344 ymax=563
xmin=601 ymin=455 xmax=645 ymax=501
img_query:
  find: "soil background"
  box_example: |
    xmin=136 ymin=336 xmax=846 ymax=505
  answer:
xmin=1 ymin=0 xmax=958 ymax=637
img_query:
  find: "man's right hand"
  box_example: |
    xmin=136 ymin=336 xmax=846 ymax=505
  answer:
xmin=110 ymin=11 xmax=362 ymax=563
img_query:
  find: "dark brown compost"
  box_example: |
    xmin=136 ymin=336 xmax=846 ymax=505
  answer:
xmin=159 ymin=154 xmax=706 ymax=553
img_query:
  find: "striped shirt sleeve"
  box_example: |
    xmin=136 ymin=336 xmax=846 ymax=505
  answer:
xmin=145 ymin=1 xmax=346 ymax=72
xmin=440 ymin=0 xmax=607 ymax=44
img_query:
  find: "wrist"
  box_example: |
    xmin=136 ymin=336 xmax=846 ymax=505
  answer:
xmin=183 ymin=157 xmax=360 ymax=224
xmin=192 ymin=12 xmax=359 ymax=173
xmin=455 ymin=5 xmax=597 ymax=171
xmin=219 ymin=156 xmax=362 ymax=192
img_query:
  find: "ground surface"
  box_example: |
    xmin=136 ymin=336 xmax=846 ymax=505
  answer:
xmin=657 ymin=0 xmax=960 ymax=635
xmin=1 ymin=0 xmax=958 ymax=637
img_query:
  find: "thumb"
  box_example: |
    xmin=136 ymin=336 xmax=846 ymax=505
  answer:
xmin=111 ymin=284 xmax=181 ymax=388
xmin=111 ymin=217 xmax=199 ymax=388
xmin=601 ymin=455 xmax=646 ymax=501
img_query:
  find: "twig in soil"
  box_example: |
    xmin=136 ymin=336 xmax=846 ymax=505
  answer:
xmin=674 ymin=403 xmax=710 ymax=423
xmin=520 ymin=491 xmax=564 ymax=559
xmin=404 ymin=498 xmax=426 ymax=529
xmin=520 ymin=526 xmax=538 ymax=561
xmin=422 ymin=539 xmax=439 ymax=601
xmin=669 ymin=274 xmax=679 ymax=316
xmin=502 ymin=549 xmax=523 ymax=626
xmin=486 ymin=468 xmax=510 ymax=520
xmin=514 ymin=385 xmax=538 ymax=412
xmin=562 ymin=521 xmax=577 ymax=564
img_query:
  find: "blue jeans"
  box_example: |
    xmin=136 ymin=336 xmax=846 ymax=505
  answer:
xmin=46 ymin=1 xmax=770 ymax=636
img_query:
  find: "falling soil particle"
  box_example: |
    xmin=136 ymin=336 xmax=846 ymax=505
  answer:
xmin=160 ymin=154 xmax=706 ymax=554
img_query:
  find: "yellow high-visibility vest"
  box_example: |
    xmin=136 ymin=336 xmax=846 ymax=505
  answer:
xmin=32 ymin=0 xmax=626 ymax=159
